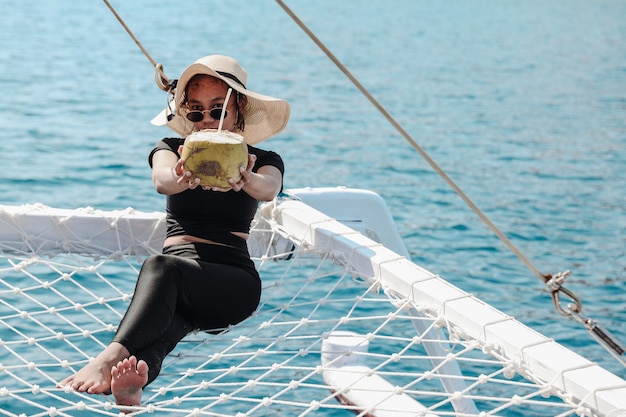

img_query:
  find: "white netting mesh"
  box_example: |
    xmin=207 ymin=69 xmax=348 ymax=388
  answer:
xmin=0 ymin=199 xmax=624 ymax=417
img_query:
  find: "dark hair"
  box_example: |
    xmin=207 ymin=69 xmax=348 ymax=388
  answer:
xmin=234 ymin=92 xmax=246 ymax=132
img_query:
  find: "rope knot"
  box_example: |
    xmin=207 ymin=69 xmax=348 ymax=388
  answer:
xmin=155 ymin=63 xmax=174 ymax=92
xmin=544 ymin=270 xmax=571 ymax=293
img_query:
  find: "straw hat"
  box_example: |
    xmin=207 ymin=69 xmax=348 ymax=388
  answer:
xmin=151 ymin=55 xmax=290 ymax=145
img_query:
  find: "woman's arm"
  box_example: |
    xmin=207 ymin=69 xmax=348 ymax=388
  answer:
xmin=152 ymin=148 xmax=281 ymax=201
xmin=216 ymin=154 xmax=282 ymax=202
xmin=151 ymin=149 xmax=199 ymax=195
xmin=238 ymin=155 xmax=282 ymax=201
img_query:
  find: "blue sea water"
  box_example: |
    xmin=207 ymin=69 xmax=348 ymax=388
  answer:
xmin=1 ymin=0 xmax=625 ymax=381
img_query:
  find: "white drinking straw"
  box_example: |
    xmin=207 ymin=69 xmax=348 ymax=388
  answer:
xmin=218 ymin=88 xmax=233 ymax=132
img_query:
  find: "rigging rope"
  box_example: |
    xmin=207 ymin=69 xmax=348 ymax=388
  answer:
xmin=102 ymin=0 xmax=172 ymax=92
xmin=273 ymin=0 xmax=626 ymax=365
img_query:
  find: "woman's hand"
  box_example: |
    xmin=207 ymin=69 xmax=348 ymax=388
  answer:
xmin=175 ymin=146 xmax=201 ymax=190
xmin=202 ymin=154 xmax=257 ymax=192
xmin=152 ymin=147 xmax=201 ymax=195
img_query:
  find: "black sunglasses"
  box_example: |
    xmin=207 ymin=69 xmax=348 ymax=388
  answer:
xmin=185 ymin=105 xmax=227 ymax=123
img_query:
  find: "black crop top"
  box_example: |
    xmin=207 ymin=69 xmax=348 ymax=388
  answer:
xmin=148 ymin=137 xmax=284 ymax=241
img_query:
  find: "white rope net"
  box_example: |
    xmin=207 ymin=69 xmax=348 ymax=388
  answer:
xmin=0 ymin=197 xmax=625 ymax=417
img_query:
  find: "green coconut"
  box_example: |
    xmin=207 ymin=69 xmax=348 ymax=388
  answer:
xmin=181 ymin=129 xmax=248 ymax=188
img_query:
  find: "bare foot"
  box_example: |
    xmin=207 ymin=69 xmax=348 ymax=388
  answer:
xmin=111 ymin=355 xmax=148 ymax=408
xmin=59 ymin=342 xmax=130 ymax=394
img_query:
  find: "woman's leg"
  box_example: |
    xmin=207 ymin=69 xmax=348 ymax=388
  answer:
xmin=113 ymin=252 xmax=261 ymax=386
xmin=62 ymin=249 xmax=261 ymax=394
xmin=132 ymin=312 xmax=194 ymax=386
xmin=112 ymin=254 xmax=193 ymax=354
xmin=59 ymin=254 xmax=189 ymax=393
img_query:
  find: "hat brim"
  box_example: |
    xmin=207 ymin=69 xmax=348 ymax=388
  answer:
xmin=151 ymin=63 xmax=289 ymax=145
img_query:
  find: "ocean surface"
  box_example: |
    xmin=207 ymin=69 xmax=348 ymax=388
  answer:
xmin=1 ymin=0 xmax=625 ymax=380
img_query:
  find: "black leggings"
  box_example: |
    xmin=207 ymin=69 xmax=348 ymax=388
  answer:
xmin=112 ymin=241 xmax=261 ymax=386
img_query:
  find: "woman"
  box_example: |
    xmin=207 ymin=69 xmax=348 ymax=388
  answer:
xmin=60 ymin=55 xmax=290 ymax=407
